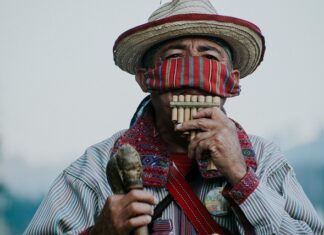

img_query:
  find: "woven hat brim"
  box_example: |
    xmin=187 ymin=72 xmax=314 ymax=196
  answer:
xmin=114 ymin=14 xmax=265 ymax=78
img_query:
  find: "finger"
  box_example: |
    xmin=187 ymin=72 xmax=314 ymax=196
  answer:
xmin=126 ymin=190 xmax=158 ymax=205
xmin=192 ymin=130 xmax=216 ymax=143
xmin=127 ymin=215 xmax=152 ymax=229
xmin=175 ymin=118 xmax=216 ymax=132
xmin=192 ymin=107 xmax=222 ymax=119
xmin=194 ymin=139 xmax=219 ymax=161
xmin=188 ymin=130 xmax=216 ymax=159
xmin=106 ymin=194 xmax=128 ymax=211
xmin=124 ymin=202 xmax=154 ymax=218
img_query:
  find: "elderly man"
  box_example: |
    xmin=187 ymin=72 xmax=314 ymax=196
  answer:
xmin=25 ymin=0 xmax=324 ymax=234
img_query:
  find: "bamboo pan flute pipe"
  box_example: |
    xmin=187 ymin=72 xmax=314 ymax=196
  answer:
xmin=170 ymin=95 xmax=220 ymax=171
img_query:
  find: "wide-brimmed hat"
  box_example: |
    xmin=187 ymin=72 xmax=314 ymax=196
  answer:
xmin=113 ymin=0 xmax=265 ymax=78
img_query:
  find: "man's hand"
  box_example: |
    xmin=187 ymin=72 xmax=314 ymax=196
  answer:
xmin=90 ymin=189 xmax=157 ymax=235
xmin=175 ymin=107 xmax=247 ymax=185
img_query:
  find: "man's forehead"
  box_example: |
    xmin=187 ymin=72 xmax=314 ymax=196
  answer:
xmin=152 ymin=36 xmax=233 ymax=60
xmin=141 ymin=36 xmax=234 ymax=68
xmin=159 ymin=37 xmax=225 ymax=50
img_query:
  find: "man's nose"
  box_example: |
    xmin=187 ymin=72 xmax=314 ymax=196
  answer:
xmin=188 ymin=47 xmax=199 ymax=56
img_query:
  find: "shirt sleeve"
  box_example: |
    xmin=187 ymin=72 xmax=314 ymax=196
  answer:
xmin=24 ymin=170 xmax=99 ymax=235
xmin=224 ymin=139 xmax=324 ymax=235
xmin=23 ymin=131 xmax=122 ymax=235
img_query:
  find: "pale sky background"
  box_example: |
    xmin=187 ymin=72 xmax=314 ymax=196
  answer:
xmin=1 ymin=0 xmax=324 ymax=197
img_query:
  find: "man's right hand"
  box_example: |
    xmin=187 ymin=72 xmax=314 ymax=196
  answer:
xmin=90 ymin=189 xmax=157 ymax=235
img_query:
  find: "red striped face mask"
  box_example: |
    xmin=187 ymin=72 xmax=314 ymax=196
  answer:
xmin=143 ymin=56 xmax=241 ymax=97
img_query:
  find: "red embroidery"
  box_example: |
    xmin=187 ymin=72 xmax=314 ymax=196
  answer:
xmin=223 ymin=168 xmax=259 ymax=205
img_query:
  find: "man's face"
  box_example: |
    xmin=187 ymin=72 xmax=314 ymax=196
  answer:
xmin=136 ymin=37 xmax=238 ymax=134
xmin=153 ymin=38 xmax=233 ymax=115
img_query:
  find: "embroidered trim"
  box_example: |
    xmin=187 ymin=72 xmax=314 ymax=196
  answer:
xmin=222 ymin=167 xmax=259 ymax=205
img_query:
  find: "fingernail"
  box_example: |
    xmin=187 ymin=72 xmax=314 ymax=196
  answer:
xmin=175 ymin=123 xmax=182 ymax=130
xmin=147 ymin=215 xmax=152 ymax=223
xmin=154 ymin=197 xmax=158 ymax=204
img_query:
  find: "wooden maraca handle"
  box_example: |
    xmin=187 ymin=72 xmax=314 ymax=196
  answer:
xmin=107 ymin=144 xmax=149 ymax=235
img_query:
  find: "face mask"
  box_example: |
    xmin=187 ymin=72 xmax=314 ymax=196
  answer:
xmin=143 ymin=56 xmax=240 ymax=97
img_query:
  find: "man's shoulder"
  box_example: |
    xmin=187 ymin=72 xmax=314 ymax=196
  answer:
xmin=248 ymin=134 xmax=288 ymax=175
xmin=249 ymin=134 xmax=283 ymax=155
xmin=84 ymin=129 xmax=126 ymax=162
xmin=249 ymin=134 xmax=280 ymax=151
xmin=63 ymin=130 xmax=126 ymax=187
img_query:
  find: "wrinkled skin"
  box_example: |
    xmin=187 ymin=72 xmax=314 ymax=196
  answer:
xmin=91 ymin=37 xmax=246 ymax=234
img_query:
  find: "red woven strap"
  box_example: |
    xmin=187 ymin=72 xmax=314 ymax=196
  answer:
xmin=166 ymin=164 xmax=225 ymax=235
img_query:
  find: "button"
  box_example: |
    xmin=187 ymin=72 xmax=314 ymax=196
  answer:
xmin=233 ymin=191 xmax=242 ymax=200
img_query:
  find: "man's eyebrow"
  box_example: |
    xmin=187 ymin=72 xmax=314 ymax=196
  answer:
xmin=162 ymin=44 xmax=222 ymax=53
xmin=162 ymin=44 xmax=187 ymax=52
xmin=197 ymin=45 xmax=221 ymax=53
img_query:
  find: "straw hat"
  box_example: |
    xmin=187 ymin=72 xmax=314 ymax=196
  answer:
xmin=113 ymin=0 xmax=265 ymax=78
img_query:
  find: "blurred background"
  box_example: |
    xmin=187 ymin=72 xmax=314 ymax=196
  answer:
xmin=1 ymin=0 xmax=324 ymax=233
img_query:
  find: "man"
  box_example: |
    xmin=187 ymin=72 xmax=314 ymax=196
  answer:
xmin=25 ymin=0 xmax=324 ymax=234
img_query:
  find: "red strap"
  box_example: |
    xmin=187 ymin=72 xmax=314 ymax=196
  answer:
xmin=166 ymin=164 xmax=225 ymax=235
xmin=170 ymin=153 xmax=194 ymax=176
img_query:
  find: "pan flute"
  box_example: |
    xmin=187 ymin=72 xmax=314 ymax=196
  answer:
xmin=170 ymin=95 xmax=221 ymax=171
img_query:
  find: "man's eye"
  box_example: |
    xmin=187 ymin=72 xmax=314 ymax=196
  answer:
xmin=204 ymin=54 xmax=219 ymax=60
xmin=165 ymin=54 xmax=183 ymax=59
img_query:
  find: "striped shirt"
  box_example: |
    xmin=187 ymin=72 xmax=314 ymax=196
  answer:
xmin=24 ymin=130 xmax=324 ymax=235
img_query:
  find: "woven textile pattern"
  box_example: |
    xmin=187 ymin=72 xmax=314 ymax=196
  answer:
xmin=144 ymin=56 xmax=241 ymax=98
